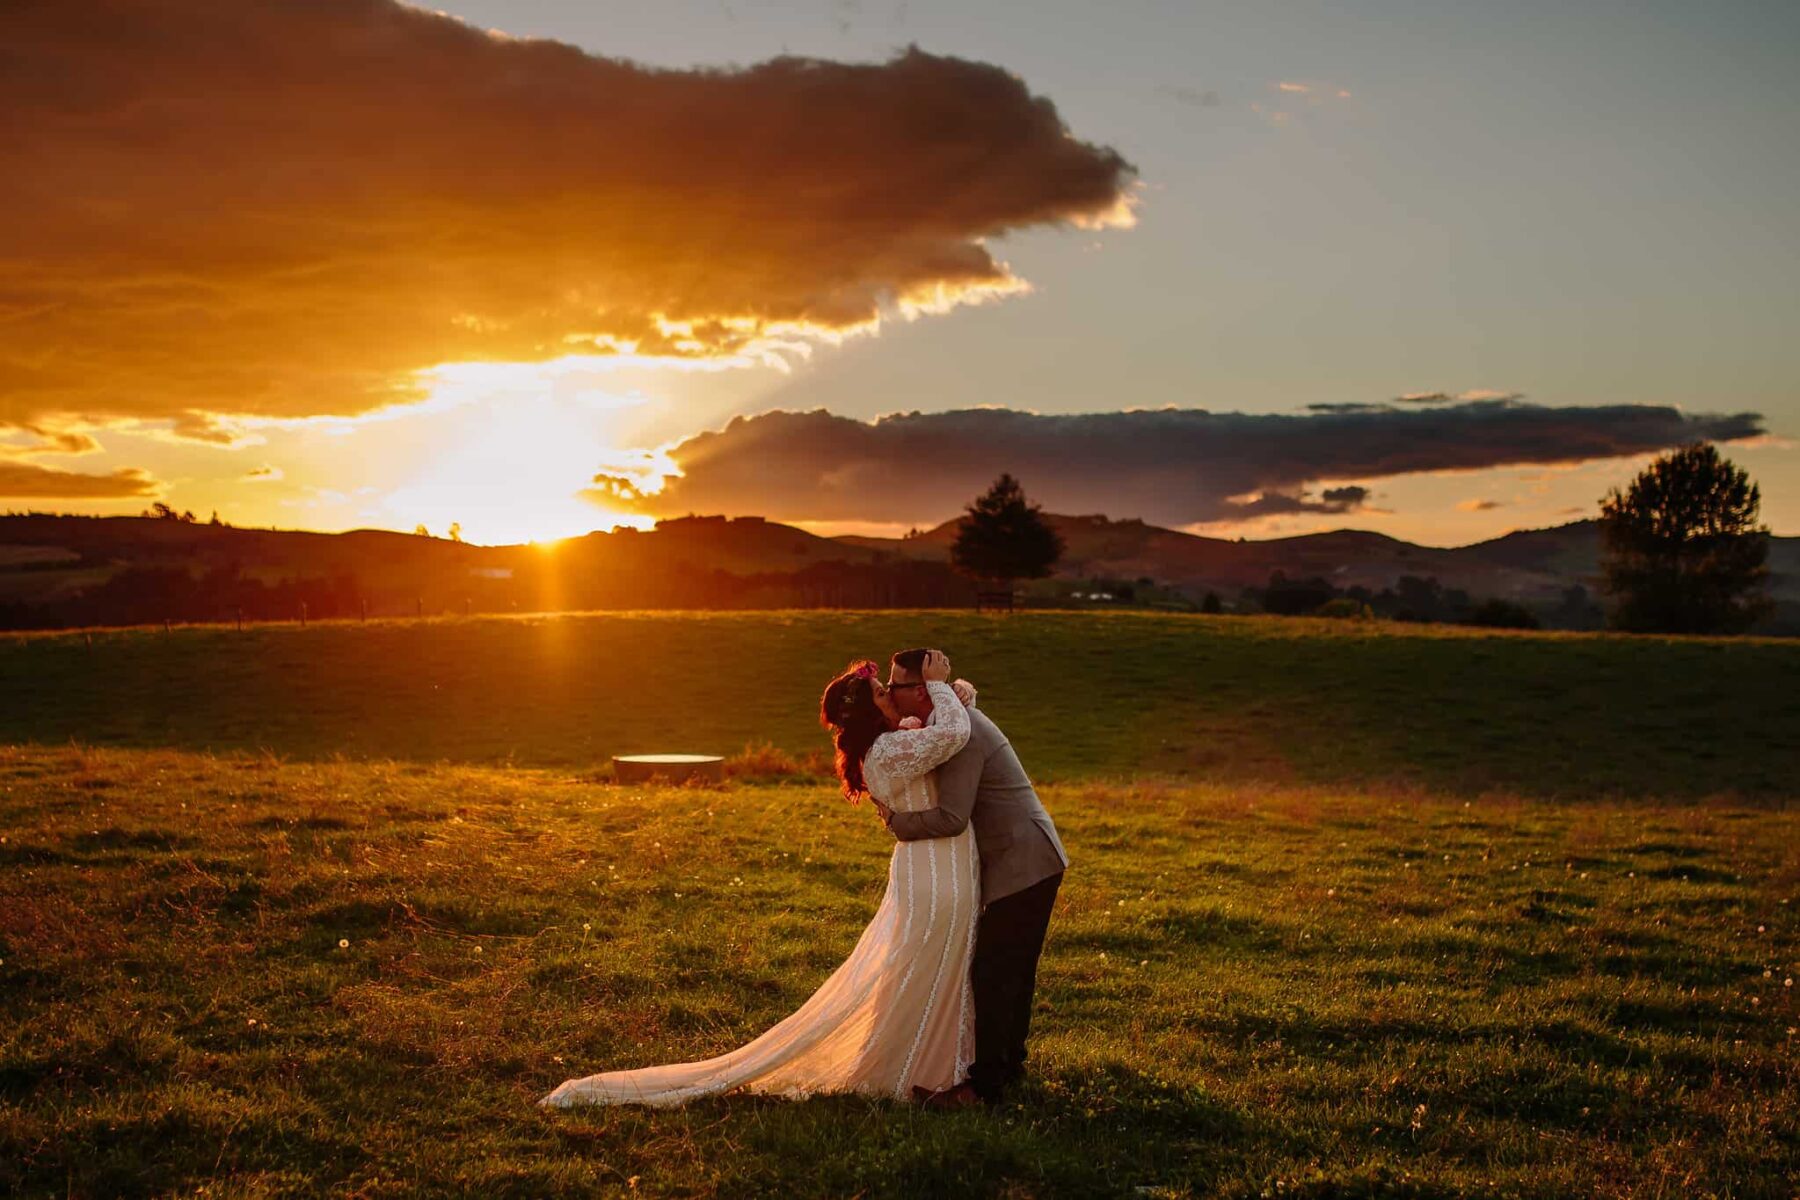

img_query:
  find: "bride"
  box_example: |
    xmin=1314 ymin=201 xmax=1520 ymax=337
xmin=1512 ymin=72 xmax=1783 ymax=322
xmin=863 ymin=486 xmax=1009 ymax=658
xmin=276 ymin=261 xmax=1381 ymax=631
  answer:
xmin=541 ymin=648 xmax=980 ymax=1107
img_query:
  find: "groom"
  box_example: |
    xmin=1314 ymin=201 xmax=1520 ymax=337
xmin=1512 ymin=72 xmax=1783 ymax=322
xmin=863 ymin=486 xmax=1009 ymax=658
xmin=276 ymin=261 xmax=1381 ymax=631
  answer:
xmin=872 ymin=647 xmax=1069 ymax=1109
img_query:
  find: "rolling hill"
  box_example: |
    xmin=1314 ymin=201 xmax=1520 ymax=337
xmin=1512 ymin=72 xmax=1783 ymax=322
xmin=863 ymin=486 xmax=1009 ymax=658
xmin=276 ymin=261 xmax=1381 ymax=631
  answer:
xmin=843 ymin=513 xmax=1800 ymax=619
xmin=1 ymin=511 xmax=1795 ymax=631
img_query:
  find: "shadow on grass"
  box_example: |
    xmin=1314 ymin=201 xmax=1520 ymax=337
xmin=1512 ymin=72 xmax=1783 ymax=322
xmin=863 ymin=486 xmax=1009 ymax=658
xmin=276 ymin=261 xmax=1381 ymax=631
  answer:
xmin=545 ymin=1062 xmax=1268 ymax=1196
xmin=44 ymin=1109 xmax=356 ymax=1200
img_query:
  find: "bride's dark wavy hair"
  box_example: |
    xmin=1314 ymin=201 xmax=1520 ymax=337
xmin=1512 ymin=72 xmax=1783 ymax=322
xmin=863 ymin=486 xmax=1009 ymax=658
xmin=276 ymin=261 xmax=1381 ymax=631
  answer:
xmin=819 ymin=659 xmax=885 ymax=802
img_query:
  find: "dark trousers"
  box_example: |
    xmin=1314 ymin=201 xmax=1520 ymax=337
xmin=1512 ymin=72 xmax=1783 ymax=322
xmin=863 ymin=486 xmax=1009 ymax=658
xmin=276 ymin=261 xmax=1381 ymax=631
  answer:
xmin=968 ymin=871 xmax=1062 ymax=1102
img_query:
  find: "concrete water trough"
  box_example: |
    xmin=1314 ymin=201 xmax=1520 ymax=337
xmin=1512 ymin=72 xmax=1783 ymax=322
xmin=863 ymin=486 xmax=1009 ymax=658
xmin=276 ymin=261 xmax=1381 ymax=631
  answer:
xmin=611 ymin=754 xmax=725 ymax=784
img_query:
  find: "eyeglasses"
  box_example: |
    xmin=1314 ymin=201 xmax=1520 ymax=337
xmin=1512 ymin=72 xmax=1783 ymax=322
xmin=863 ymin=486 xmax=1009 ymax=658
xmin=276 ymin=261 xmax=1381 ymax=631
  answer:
xmin=886 ymin=680 xmax=927 ymax=693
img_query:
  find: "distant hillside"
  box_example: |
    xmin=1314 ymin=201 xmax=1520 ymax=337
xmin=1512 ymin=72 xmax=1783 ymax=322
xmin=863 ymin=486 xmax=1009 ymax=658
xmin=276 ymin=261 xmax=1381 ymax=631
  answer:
xmin=841 ymin=513 xmax=1800 ymax=630
xmin=2 ymin=511 xmax=1794 ymax=632
xmin=0 ymin=514 xmax=952 ymax=627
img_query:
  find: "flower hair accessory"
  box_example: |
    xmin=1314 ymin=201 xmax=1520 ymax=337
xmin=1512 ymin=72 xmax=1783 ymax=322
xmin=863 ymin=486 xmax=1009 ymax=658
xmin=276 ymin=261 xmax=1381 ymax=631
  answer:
xmin=831 ymin=662 xmax=880 ymax=725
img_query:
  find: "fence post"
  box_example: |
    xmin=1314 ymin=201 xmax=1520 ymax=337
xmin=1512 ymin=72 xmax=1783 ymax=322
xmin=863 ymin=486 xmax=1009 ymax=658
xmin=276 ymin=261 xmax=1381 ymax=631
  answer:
xmin=463 ymin=597 xmax=471 ymax=617
xmin=360 ymin=597 xmax=367 ymax=622
xmin=300 ymin=601 xmax=308 ymax=627
xmin=416 ymin=596 xmax=423 ymax=619
xmin=163 ymin=618 xmax=171 ymax=634
xmin=235 ymin=606 xmax=243 ymax=632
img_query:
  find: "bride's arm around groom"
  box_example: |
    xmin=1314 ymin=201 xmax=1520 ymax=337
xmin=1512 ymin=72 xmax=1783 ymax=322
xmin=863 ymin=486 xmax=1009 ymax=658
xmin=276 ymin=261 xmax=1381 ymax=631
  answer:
xmin=874 ymin=660 xmax=1070 ymax=1107
xmin=880 ymin=691 xmax=1069 ymax=900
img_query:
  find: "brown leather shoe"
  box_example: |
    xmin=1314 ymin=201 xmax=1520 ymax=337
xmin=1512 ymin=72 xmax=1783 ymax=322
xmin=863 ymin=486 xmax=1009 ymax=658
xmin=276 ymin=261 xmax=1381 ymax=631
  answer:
xmin=918 ymin=1082 xmax=984 ymax=1112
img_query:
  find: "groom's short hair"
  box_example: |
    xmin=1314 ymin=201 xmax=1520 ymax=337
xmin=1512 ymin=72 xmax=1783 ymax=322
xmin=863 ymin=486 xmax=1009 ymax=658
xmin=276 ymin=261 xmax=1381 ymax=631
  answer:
xmin=890 ymin=647 xmax=930 ymax=677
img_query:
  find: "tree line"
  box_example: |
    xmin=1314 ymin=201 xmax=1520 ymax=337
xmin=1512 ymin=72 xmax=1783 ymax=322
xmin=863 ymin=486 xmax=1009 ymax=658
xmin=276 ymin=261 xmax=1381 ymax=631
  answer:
xmin=0 ymin=558 xmax=980 ymax=631
xmin=0 ymin=443 xmax=1774 ymax=634
xmin=947 ymin=444 xmax=1774 ymax=636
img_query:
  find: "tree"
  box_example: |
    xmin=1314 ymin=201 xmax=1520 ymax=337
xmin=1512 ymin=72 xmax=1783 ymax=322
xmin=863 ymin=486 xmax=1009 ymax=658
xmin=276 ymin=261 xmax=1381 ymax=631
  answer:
xmin=447 ymin=522 xmax=463 ymax=543
xmin=1261 ymin=570 xmax=1336 ymax=616
xmin=1464 ymin=598 xmax=1540 ymax=629
xmin=950 ymin=474 xmax=1063 ymax=589
xmin=1599 ymin=443 xmax=1770 ymax=634
xmin=413 ymin=524 xmax=431 ymax=538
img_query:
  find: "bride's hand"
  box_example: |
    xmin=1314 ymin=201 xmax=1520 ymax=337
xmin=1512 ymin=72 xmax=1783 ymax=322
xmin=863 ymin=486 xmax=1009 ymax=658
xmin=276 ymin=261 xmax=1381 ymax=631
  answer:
xmin=921 ymin=649 xmax=951 ymax=682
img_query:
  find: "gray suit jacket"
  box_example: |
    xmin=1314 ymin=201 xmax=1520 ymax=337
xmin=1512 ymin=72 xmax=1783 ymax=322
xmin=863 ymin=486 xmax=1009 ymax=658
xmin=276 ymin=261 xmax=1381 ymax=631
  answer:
xmin=886 ymin=707 xmax=1068 ymax=905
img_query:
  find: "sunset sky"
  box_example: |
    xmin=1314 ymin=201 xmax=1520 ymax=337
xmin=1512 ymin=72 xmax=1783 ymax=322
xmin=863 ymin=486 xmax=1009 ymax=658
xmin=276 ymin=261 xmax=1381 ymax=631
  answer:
xmin=3 ymin=0 xmax=1795 ymax=546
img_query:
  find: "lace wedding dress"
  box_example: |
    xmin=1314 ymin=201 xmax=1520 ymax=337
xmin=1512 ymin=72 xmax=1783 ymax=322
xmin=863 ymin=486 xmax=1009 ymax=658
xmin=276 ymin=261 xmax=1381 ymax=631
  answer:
xmin=541 ymin=680 xmax=980 ymax=1107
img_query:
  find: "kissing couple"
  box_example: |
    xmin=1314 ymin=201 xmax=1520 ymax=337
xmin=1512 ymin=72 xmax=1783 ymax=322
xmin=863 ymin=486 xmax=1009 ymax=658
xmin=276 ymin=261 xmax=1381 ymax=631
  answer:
xmin=542 ymin=647 xmax=1069 ymax=1111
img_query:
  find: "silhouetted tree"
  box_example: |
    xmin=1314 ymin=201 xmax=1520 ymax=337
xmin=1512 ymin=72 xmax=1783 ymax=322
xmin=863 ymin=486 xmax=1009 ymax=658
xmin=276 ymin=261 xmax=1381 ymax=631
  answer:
xmin=1200 ymin=591 xmax=1223 ymax=614
xmin=448 ymin=522 xmax=463 ymax=543
xmin=1464 ymin=598 xmax=1541 ymax=629
xmin=1392 ymin=575 xmax=1443 ymax=622
xmin=1261 ymin=570 xmax=1336 ymax=616
xmin=1550 ymin=584 xmax=1603 ymax=631
xmin=951 ymin=474 xmax=1063 ymax=589
xmin=1600 ymin=442 xmax=1770 ymax=634
xmin=413 ymin=524 xmax=430 ymax=538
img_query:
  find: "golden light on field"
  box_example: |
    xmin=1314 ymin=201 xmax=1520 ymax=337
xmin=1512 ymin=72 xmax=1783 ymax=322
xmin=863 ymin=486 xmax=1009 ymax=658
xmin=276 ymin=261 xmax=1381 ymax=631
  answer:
xmin=373 ymin=360 xmax=661 ymax=546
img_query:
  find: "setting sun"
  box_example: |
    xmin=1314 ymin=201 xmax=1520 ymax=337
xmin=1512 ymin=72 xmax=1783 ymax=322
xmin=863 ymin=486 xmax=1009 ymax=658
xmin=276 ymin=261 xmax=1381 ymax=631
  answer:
xmin=374 ymin=363 xmax=660 ymax=545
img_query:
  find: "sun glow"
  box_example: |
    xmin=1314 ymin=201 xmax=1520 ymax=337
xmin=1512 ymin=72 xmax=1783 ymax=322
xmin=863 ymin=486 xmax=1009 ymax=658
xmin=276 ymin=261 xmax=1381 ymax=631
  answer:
xmin=374 ymin=362 xmax=660 ymax=545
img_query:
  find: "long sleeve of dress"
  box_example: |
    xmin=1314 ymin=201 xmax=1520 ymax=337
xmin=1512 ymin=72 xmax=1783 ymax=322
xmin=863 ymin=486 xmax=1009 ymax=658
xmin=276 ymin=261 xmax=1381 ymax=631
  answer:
xmin=865 ymin=681 xmax=970 ymax=784
xmin=885 ymin=732 xmax=981 ymax=842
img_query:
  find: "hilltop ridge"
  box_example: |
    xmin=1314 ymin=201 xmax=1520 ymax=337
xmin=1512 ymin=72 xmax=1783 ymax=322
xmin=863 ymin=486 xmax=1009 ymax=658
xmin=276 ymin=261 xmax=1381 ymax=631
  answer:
xmin=2 ymin=511 xmax=1794 ymax=631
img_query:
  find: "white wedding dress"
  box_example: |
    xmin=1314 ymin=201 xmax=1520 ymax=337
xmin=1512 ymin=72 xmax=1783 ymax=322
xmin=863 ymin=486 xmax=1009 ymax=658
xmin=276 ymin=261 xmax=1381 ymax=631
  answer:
xmin=541 ymin=680 xmax=980 ymax=1107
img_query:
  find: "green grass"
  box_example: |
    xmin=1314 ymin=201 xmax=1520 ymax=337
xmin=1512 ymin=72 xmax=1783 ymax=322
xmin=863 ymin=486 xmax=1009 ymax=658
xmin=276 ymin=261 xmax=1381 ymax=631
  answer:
xmin=5 ymin=612 xmax=1799 ymax=1195
xmin=3 ymin=610 xmax=1798 ymax=799
xmin=1 ymin=745 xmax=1795 ymax=1197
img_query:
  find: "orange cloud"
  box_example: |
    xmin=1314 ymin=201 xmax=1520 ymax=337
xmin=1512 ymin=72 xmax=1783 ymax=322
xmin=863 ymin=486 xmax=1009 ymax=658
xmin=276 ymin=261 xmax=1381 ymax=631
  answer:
xmin=0 ymin=1 xmax=1134 ymax=433
xmin=1 ymin=426 xmax=102 ymax=456
xmin=0 ymin=461 xmax=158 ymax=498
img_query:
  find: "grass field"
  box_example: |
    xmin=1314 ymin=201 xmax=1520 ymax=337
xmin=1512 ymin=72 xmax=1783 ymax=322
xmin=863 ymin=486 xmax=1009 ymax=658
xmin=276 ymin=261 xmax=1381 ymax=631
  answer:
xmin=4 ymin=610 xmax=1798 ymax=799
xmin=3 ymin=612 xmax=1798 ymax=1196
xmin=2 ymin=746 xmax=1796 ymax=1197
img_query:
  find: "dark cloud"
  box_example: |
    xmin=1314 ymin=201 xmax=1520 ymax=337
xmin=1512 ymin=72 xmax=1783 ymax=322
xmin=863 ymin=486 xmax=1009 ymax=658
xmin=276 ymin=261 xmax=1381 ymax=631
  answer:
xmin=1397 ymin=390 xmax=1523 ymax=405
xmin=1220 ymin=489 xmax=1369 ymax=518
xmin=0 ymin=1 xmax=1133 ymax=430
xmin=1458 ymin=498 xmax=1505 ymax=512
xmin=0 ymin=461 xmax=158 ymax=498
xmin=610 ymin=398 xmax=1763 ymax=527
xmin=1316 ymin=392 xmax=1525 ymax=414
